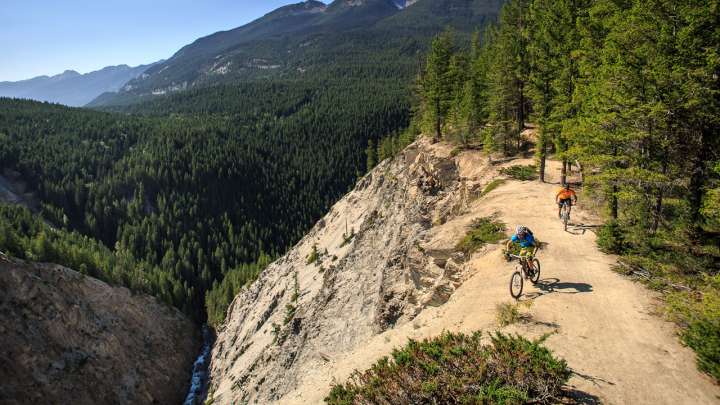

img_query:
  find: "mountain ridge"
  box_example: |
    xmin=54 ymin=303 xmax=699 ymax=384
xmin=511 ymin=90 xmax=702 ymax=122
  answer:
xmin=0 ymin=63 xmax=157 ymax=107
xmin=90 ymin=0 xmax=502 ymax=107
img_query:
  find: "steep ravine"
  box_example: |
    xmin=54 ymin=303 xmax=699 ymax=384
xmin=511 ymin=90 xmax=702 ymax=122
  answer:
xmin=207 ymin=139 xmax=501 ymax=403
xmin=207 ymin=138 xmax=720 ymax=404
xmin=0 ymin=256 xmax=200 ymax=404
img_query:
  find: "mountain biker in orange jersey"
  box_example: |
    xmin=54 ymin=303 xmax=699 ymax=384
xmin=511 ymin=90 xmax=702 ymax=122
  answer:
xmin=556 ymin=183 xmax=578 ymax=218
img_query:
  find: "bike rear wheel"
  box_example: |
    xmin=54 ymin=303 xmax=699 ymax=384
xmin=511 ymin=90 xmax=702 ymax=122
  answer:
xmin=530 ymin=258 xmax=541 ymax=283
xmin=509 ymin=271 xmax=523 ymax=298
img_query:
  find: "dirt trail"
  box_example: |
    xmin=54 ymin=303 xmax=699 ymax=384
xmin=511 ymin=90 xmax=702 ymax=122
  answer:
xmin=282 ymin=158 xmax=719 ymax=404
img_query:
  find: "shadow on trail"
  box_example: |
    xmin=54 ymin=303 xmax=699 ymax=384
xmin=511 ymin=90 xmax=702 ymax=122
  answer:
xmin=523 ymin=277 xmax=593 ymax=299
xmin=563 ymin=388 xmax=603 ymax=405
xmin=565 ymin=222 xmax=602 ymax=235
xmin=558 ymin=370 xmax=612 ymax=404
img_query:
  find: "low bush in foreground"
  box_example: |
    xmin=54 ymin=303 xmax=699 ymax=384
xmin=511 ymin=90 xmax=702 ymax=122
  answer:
xmin=456 ymin=217 xmax=506 ymax=254
xmin=325 ymin=331 xmax=570 ymax=405
xmin=500 ymin=165 xmax=537 ymax=181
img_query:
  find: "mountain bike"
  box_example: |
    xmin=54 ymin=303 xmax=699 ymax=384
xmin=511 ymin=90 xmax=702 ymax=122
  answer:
xmin=560 ymin=201 xmax=572 ymax=231
xmin=506 ymin=252 xmax=541 ymax=299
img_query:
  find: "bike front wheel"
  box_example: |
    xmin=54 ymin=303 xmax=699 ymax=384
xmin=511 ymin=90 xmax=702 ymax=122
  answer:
xmin=530 ymin=258 xmax=541 ymax=283
xmin=510 ymin=271 xmax=523 ymax=299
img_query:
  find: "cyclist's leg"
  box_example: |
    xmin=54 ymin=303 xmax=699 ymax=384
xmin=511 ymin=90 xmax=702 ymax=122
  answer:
xmin=560 ymin=199 xmax=570 ymax=217
xmin=520 ymin=247 xmax=533 ymax=269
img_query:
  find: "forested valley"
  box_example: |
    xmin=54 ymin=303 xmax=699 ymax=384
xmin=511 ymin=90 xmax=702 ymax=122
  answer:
xmin=0 ymin=73 xmax=410 ymax=323
xmin=0 ymin=0 xmax=506 ymax=326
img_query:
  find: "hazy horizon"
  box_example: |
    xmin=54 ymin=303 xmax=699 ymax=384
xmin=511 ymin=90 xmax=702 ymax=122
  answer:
xmin=0 ymin=0 xmax=328 ymax=82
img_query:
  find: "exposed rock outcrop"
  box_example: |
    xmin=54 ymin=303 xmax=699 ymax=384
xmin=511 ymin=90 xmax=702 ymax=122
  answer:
xmin=208 ymin=139 xmax=499 ymax=403
xmin=0 ymin=256 xmax=199 ymax=405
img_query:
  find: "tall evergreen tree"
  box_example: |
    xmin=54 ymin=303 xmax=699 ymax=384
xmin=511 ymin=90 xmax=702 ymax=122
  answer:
xmin=421 ymin=30 xmax=456 ymax=142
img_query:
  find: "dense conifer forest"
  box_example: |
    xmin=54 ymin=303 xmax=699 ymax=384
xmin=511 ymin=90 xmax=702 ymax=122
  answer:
xmin=0 ymin=79 xmax=409 ymax=321
xmin=417 ymin=0 xmax=719 ymax=380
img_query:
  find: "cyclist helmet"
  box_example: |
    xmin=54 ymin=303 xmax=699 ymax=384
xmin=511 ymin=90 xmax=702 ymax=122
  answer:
xmin=564 ymin=183 xmax=571 ymax=189
xmin=516 ymin=225 xmax=526 ymax=236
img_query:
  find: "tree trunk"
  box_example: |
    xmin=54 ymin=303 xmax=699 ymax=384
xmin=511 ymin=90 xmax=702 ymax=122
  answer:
xmin=610 ymin=183 xmax=619 ymax=220
xmin=539 ymin=152 xmax=546 ymax=183
xmin=433 ymin=98 xmax=441 ymax=143
xmin=651 ymin=191 xmax=663 ymax=234
xmin=518 ymin=81 xmax=525 ymax=133
xmin=688 ymin=152 xmax=707 ymax=241
xmin=560 ymin=158 xmax=567 ymax=185
xmin=651 ymin=147 xmax=669 ymax=234
xmin=688 ymin=128 xmax=710 ymax=241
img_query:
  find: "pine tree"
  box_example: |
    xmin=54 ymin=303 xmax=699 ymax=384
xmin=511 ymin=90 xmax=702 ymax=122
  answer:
xmin=421 ymin=30 xmax=456 ymax=142
xmin=486 ymin=0 xmax=531 ymax=155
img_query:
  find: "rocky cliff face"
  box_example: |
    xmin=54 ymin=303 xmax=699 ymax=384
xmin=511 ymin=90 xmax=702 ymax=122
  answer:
xmin=0 ymin=256 xmax=200 ymax=405
xmin=207 ymin=139 xmax=500 ymax=403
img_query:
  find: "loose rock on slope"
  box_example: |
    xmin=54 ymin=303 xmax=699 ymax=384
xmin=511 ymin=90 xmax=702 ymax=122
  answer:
xmin=0 ymin=256 xmax=200 ymax=405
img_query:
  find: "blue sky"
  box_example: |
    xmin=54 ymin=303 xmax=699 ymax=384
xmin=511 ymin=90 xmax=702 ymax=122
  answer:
xmin=0 ymin=0 xmax=323 ymax=81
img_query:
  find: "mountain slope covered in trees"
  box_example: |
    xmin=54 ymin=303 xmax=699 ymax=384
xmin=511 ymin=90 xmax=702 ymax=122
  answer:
xmin=89 ymin=0 xmax=503 ymax=108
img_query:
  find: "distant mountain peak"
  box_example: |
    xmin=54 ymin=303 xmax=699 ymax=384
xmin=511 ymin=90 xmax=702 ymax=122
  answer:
xmin=58 ymin=70 xmax=81 ymax=78
xmin=271 ymin=0 xmax=327 ymax=17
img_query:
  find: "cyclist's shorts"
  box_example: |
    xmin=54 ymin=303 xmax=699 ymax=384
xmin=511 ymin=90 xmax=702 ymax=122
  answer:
xmin=519 ymin=247 xmax=534 ymax=258
xmin=559 ymin=198 xmax=572 ymax=206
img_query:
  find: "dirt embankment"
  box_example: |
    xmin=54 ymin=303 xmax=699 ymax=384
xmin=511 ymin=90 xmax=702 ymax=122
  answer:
xmin=0 ymin=257 xmax=200 ymax=405
xmin=208 ymin=139 xmax=720 ymax=404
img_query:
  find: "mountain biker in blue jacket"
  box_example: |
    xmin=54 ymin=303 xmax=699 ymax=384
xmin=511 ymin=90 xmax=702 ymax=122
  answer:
xmin=505 ymin=226 xmax=537 ymax=270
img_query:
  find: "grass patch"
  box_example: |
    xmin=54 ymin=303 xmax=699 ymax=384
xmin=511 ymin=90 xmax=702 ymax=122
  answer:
xmin=500 ymin=165 xmax=538 ymax=181
xmin=325 ymin=331 xmax=570 ymax=405
xmin=456 ymin=217 xmax=506 ymax=254
xmin=496 ymin=301 xmax=532 ymax=326
xmin=340 ymin=228 xmax=356 ymax=248
xmin=482 ymin=179 xmax=506 ymax=197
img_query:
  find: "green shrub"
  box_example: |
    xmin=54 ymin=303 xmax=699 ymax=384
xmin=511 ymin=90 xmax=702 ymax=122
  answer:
xmin=682 ymin=317 xmax=720 ymax=381
xmin=340 ymin=229 xmax=356 ymax=248
xmin=456 ymin=217 xmax=506 ymax=254
xmin=596 ymin=220 xmax=627 ymax=254
xmin=307 ymin=244 xmax=320 ymax=265
xmin=667 ymin=284 xmax=720 ymax=382
xmin=500 ymin=165 xmax=537 ymax=181
xmin=325 ymin=331 xmax=570 ymax=405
